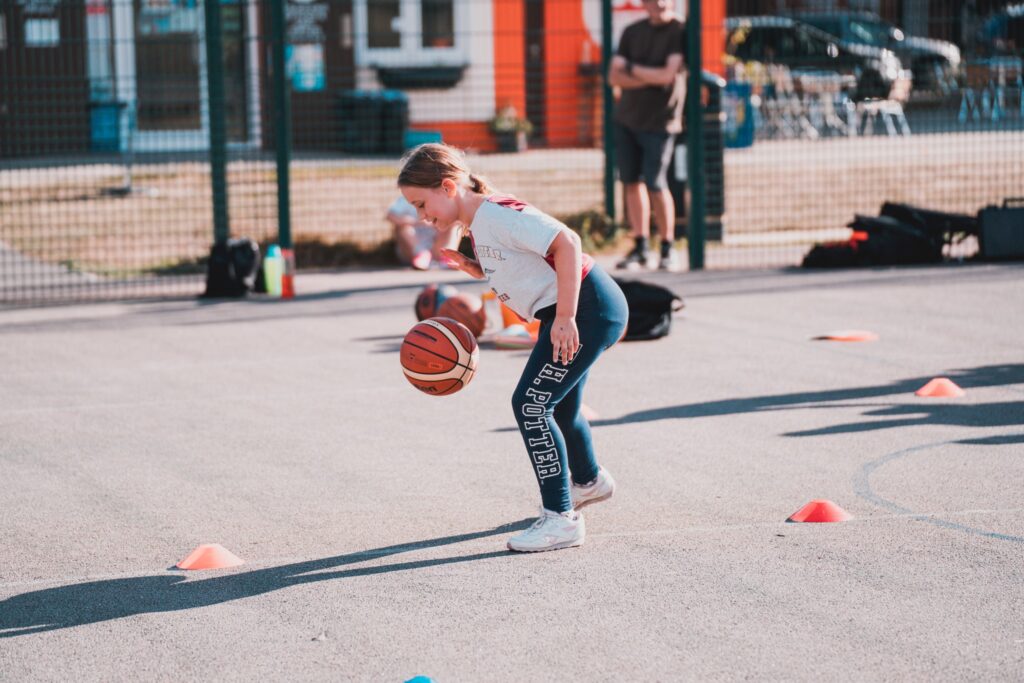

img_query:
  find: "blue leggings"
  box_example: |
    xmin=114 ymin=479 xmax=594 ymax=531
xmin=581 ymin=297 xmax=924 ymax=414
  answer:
xmin=511 ymin=265 xmax=629 ymax=512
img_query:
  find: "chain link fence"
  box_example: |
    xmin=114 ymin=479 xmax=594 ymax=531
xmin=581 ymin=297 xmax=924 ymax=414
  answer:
xmin=2 ymin=0 xmax=1022 ymax=305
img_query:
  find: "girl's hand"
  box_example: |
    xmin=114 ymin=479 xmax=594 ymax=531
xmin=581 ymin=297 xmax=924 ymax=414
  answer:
xmin=550 ymin=315 xmax=580 ymax=365
xmin=440 ymin=248 xmax=484 ymax=279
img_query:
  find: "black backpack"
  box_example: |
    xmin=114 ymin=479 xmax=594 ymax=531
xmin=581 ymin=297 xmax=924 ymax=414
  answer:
xmin=202 ymin=237 xmax=261 ymax=298
xmin=614 ymin=278 xmax=684 ymax=341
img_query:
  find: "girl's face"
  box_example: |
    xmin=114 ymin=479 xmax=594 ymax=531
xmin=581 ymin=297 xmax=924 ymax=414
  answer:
xmin=401 ymin=180 xmax=460 ymax=231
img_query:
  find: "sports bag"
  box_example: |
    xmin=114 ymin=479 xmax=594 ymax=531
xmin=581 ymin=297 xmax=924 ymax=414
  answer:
xmin=613 ymin=278 xmax=684 ymax=341
xmin=202 ymin=237 xmax=261 ymax=298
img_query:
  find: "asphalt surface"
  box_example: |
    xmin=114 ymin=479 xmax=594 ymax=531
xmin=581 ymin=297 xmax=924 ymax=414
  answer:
xmin=1 ymin=261 xmax=1022 ymax=681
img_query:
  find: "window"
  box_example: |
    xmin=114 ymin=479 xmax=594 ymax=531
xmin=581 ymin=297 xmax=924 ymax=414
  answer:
xmin=368 ymin=0 xmax=401 ymax=49
xmin=792 ymin=29 xmax=825 ymax=58
xmin=357 ymin=0 xmax=465 ymax=66
xmin=421 ymin=0 xmax=453 ymax=49
xmin=849 ymin=20 xmax=890 ymax=47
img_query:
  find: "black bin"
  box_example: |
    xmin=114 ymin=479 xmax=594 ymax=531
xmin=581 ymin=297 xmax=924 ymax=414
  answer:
xmin=337 ymin=89 xmax=409 ymax=155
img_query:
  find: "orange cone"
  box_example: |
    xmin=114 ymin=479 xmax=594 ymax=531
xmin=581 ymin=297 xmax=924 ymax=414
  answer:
xmin=812 ymin=330 xmax=878 ymax=342
xmin=915 ymin=377 xmax=965 ymax=398
xmin=176 ymin=543 xmax=244 ymax=570
xmin=787 ymin=499 xmax=852 ymax=523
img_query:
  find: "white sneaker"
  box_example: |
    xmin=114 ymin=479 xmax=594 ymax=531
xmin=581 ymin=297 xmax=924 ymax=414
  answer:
xmin=658 ymin=250 xmax=682 ymax=271
xmin=506 ymin=508 xmax=585 ymax=552
xmin=572 ymin=467 xmax=616 ymax=511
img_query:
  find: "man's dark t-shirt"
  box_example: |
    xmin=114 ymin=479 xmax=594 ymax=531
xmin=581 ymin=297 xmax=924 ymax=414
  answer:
xmin=614 ymin=18 xmax=687 ymax=134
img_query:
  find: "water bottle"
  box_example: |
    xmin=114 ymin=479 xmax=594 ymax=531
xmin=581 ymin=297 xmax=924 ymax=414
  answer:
xmin=264 ymin=244 xmax=284 ymax=297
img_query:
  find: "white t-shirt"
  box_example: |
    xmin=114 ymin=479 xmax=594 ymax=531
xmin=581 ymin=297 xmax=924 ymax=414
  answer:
xmin=468 ymin=196 xmax=593 ymax=320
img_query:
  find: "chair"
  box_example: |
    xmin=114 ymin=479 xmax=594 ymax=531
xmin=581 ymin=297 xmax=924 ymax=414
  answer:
xmin=856 ymin=99 xmax=910 ymax=137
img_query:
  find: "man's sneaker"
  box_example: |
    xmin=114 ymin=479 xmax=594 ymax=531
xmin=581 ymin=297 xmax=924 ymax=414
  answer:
xmin=658 ymin=250 xmax=682 ymax=271
xmin=616 ymin=249 xmax=650 ymax=271
xmin=506 ymin=508 xmax=585 ymax=552
xmin=572 ymin=467 xmax=616 ymax=511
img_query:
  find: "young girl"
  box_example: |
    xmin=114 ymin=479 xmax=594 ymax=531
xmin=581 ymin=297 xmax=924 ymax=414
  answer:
xmin=398 ymin=143 xmax=628 ymax=553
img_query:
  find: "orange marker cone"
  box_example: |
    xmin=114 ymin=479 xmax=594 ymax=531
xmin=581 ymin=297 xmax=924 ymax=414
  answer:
xmin=176 ymin=543 xmax=244 ymax=570
xmin=812 ymin=330 xmax=879 ymax=342
xmin=915 ymin=377 xmax=965 ymax=398
xmin=787 ymin=499 xmax=852 ymax=523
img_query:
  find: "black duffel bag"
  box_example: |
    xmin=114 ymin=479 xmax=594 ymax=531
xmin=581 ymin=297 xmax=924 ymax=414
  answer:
xmin=613 ymin=278 xmax=684 ymax=341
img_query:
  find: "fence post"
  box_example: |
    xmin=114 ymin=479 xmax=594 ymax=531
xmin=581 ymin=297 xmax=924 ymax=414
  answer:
xmin=686 ymin=0 xmax=705 ymax=270
xmin=601 ymin=0 xmax=615 ymax=222
xmin=270 ymin=0 xmax=295 ymax=297
xmin=204 ymin=0 xmax=229 ymax=245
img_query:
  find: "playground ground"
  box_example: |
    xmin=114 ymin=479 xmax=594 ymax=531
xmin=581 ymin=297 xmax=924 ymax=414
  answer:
xmin=1 ymin=260 xmax=1022 ymax=681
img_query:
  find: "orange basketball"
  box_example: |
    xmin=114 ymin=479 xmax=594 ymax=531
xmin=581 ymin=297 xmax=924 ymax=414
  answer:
xmin=400 ymin=317 xmax=479 ymax=396
xmin=437 ymin=292 xmax=485 ymax=338
xmin=414 ymin=283 xmax=457 ymax=321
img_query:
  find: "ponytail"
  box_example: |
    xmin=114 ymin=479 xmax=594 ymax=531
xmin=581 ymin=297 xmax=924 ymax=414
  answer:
xmin=468 ymin=173 xmax=493 ymax=195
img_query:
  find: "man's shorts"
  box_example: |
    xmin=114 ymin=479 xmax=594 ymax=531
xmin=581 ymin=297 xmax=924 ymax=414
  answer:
xmin=615 ymin=124 xmax=676 ymax=192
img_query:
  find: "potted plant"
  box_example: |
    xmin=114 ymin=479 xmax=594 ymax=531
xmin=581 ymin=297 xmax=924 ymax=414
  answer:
xmin=490 ymin=105 xmax=533 ymax=152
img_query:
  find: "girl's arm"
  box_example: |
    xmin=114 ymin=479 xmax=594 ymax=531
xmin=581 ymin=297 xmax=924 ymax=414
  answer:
xmin=547 ymin=230 xmax=582 ymax=365
xmin=440 ymin=248 xmax=485 ymax=279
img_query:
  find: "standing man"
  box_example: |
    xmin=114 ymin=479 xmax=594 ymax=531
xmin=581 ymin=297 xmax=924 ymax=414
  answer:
xmin=609 ymin=0 xmax=687 ymax=270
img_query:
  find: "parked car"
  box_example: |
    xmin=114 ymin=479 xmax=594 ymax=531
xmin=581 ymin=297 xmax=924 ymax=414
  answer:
xmin=975 ymin=3 xmax=1024 ymax=57
xmin=726 ymin=16 xmax=909 ymax=101
xmin=795 ymin=12 xmax=961 ymax=94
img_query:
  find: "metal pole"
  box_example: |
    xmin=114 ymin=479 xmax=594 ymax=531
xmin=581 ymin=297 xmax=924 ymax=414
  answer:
xmin=204 ymin=0 xmax=229 ymax=244
xmin=686 ymin=0 xmax=705 ymax=270
xmin=270 ymin=0 xmax=295 ymax=297
xmin=601 ymin=0 xmax=615 ymax=221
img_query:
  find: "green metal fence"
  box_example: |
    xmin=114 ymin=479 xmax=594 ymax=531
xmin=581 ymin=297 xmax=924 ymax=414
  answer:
xmin=2 ymin=0 xmax=1022 ymax=305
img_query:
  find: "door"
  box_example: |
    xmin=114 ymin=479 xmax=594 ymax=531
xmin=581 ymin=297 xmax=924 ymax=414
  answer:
xmin=524 ymin=0 xmax=545 ymax=143
xmin=129 ymin=0 xmax=207 ymax=150
xmin=262 ymin=0 xmax=355 ymax=151
xmin=0 ymin=0 xmax=90 ymax=157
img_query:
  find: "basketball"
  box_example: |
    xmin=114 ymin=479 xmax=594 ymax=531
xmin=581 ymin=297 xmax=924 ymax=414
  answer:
xmin=415 ymin=283 xmax=457 ymax=321
xmin=437 ymin=292 xmax=485 ymax=337
xmin=400 ymin=317 xmax=479 ymax=396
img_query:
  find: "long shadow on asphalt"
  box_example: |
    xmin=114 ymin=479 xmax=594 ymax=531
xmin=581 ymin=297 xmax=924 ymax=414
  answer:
xmin=784 ymin=401 xmax=1024 ymax=436
xmin=583 ymin=363 xmax=1024 ymax=430
xmin=0 ymin=519 xmax=531 ymax=638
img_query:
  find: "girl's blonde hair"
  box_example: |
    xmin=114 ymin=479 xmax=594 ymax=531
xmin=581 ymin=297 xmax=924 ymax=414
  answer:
xmin=398 ymin=143 xmax=494 ymax=195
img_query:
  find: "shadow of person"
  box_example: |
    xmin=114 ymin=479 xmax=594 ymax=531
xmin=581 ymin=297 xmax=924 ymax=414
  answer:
xmin=0 ymin=519 xmax=531 ymax=638
xmin=584 ymin=363 xmax=1024 ymax=429
xmin=784 ymin=401 xmax=1024 ymax=437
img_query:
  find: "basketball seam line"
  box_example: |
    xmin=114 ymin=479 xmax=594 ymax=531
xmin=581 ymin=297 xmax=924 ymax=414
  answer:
xmin=402 ymin=340 xmax=474 ymax=373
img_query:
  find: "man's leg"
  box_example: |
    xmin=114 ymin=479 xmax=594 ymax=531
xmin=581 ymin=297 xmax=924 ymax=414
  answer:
xmin=650 ymin=187 xmax=675 ymax=246
xmin=625 ymin=181 xmax=651 ymax=241
xmin=639 ymin=131 xmax=680 ymax=269
xmin=615 ymin=124 xmax=652 ymax=269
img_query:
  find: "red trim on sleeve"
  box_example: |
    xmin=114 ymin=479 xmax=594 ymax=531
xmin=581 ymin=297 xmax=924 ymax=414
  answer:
xmin=545 ymin=252 xmax=594 ymax=280
xmin=487 ymin=194 xmax=529 ymax=212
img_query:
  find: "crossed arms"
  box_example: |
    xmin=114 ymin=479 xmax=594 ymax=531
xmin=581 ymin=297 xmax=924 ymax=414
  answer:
xmin=607 ymin=53 xmax=684 ymax=89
